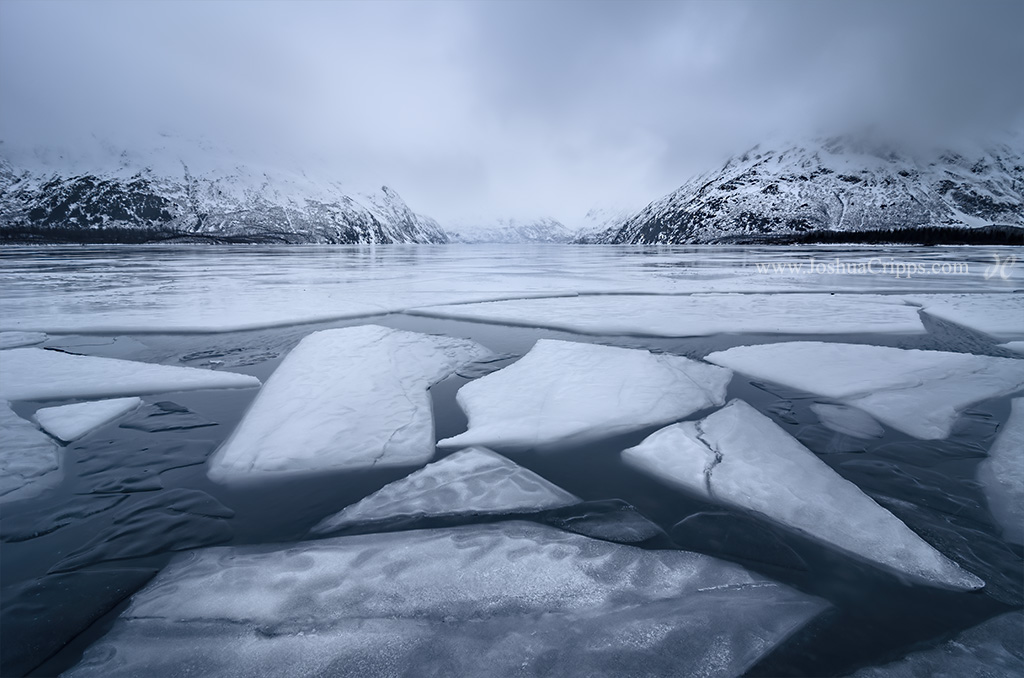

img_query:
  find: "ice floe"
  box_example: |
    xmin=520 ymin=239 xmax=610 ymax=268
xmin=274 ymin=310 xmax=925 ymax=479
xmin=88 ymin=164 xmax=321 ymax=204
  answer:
xmin=706 ymin=342 xmax=1024 ymax=439
xmin=34 ymin=397 xmax=141 ymax=442
xmin=312 ymin=447 xmax=578 ymax=535
xmin=0 ymin=348 xmax=260 ymax=402
xmin=439 ymin=339 xmax=731 ymax=450
xmin=622 ymin=400 xmax=983 ymax=590
xmin=850 ymin=611 xmax=1023 ymax=677
xmin=0 ymin=331 xmax=47 ymax=349
xmin=208 ymin=325 xmax=491 ymax=482
xmin=412 ymin=293 xmax=924 ymax=337
xmin=913 ymin=293 xmax=1024 ymax=340
xmin=977 ymin=398 xmax=1024 ymax=545
xmin=810 ymin=402 xmax=886 ymax=439
xmin=64 ymin=522 xmax=826 ymax=678
xmin=0 ymin=402 xmax=61 ymax=503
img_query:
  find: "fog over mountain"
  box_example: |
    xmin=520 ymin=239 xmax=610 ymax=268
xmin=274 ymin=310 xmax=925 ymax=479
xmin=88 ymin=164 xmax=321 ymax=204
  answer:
xmin=1 ymin=0 xmax=1022 ymax=226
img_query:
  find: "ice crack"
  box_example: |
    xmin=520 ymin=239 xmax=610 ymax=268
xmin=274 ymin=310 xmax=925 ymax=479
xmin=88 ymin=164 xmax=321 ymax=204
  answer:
xmin=692 ymin=420 xmax=723 ymax=499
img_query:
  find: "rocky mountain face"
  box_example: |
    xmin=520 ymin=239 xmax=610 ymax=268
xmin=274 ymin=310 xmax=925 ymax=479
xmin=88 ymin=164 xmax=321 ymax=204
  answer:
xmin=596 ymin=137 xmax=1024 ymax=244
xmin=0 ymin=141 xmax=448 ymax=244
xmin=446 ymin=217 xmax=574 ymax=244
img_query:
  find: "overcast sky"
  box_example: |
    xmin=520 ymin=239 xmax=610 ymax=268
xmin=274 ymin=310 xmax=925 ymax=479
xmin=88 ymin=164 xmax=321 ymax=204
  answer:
xmin=1 ymin=0 xmax=1022 ymax=223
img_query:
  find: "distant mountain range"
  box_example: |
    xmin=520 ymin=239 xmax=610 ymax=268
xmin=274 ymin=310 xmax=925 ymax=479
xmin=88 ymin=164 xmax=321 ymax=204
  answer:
xmin=2 ymin=134 xmax=1022 ymax=245
xmin=590 ymin=137 xmax=1024 ymax=244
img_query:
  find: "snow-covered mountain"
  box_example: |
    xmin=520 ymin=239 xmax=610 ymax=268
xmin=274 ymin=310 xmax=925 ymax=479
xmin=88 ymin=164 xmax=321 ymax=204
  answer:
xmin=0 ymin=137 xmax=448 ymax=244
xmin=572 ymin=207 xmax=634 ymax=243
xmin=597 ymin=137 xmax=1024 ymax=244
xmin=446 ymin=217 xmax=574 ymax=244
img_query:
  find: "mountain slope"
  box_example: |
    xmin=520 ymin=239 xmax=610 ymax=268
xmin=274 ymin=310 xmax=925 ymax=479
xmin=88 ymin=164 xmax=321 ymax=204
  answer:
xmin=601 ymin=137 xmax=1024 ymax=244
xmin=0 ymin=139 xmax=448 ymax=244
xmin=446 ymin=217 xmax=573 ymax=244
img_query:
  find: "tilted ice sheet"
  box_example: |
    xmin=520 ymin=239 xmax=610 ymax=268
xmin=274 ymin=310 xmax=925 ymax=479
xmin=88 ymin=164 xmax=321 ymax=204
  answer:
xmin=34 ymin=397 xmax=142 ymax=442
xmin=0 ymin=348 xmax=260 ymax=402
xmin=977 ymin=398 xmax=1024 ymax=545
xmin=0 ymin=331 xmax=47 ymax=349
xmin=0 ymin=402 xmax=61 ymax=503
xmin=208 ymin=325 xmax=491 ymax=482
xmin=850 ymin=611 xmax=1023 ymax=677
xmin=706 ymin=342 xmax=1024 ymax=439
xmin=412 ymin=293 xmax=925 ymax=337
xmin=439 ymin=339 xmax=731 ymax=450
xmin=810 ymin=402 xmax=885 ymax=439
xmin=312 ymin=447 xmax=579 ymax=534
xmin=64 ymin=522 xmax=826 ymax=678
xmin=911 ymin=293 xmax=1024 ymax=340
xmin=622 ymin=400 xmax=983 ymax=590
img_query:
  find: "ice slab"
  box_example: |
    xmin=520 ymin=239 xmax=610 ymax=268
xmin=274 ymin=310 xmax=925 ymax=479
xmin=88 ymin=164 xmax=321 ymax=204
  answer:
xmin=850 ymin=611 xmax=1023 ymax=677
xmin=312 ymin=447 xmax=579 ymax=535
xmin=0 ymin=331 xmax=47 ymax=349
xmin=208 ymin=325 xmax=491 ymax=482
xmin=810 ymin=402 xmax=885 ymax=439
xmin=439 ymin=339 xmax=731 ymax=450
xmin=34 ymin=397 xmax=141 ymax=442
xmin=622 ymin=400 xmax=983 ymax=590
xmin=412 ymin=293 xmax=924 ymax=336
xmin=0 ymin=402 xmax=61 ymax=503
xmin=0 ymin=348 xmax=260 ymax=402
xmin=64 ymin=522 xmax=826 ymax=678
xmin=977 ymin=398 xmax=1024 ymax=545
xmin=706 ymin=342 xmax=1024 ymax=439
xmin=913 ymin=293 xmax=1024 ymax=340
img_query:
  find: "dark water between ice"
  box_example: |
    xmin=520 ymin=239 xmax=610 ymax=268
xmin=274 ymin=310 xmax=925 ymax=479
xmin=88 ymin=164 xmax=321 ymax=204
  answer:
xmin=1 ymin=307 xmax=1022 ymax=677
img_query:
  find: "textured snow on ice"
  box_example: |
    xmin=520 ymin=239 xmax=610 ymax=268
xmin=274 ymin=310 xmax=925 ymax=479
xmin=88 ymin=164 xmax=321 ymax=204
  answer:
xmin=622 ymin=400 xmax=983 ymax=590
xmin=810 ymin=402 xmax=886 ymax=439
xmin=413 ymin=293 xmax=924 ymax=337
xmin=850 ymin=611 xmax=1023 ymax=677
xmin=707 ymin=342 xmax=1024 ymax=439
xmin=208 ymin=325 xmax=491 ymax=482
xmin=34 ymin=397 xmax=141 ymax=443
xmin=439 ymin=339 xmax=731 ymax=450
xmin=312 ymin=447 xmax=579 ymax=534
xmin=0 ymin=402 xmax=61 ymax=503
xmin=64 ymin=522 xmax=826 ymax=678
xmin=913 ymin=293 xmax=1024 ymax=340
xmin=0 ymin=348 xmax=260 ymax=402
xmin=0 ymin=331 xmax=47 ymax=349
xmin=977 ymin=398 xmax=1024 ymax=545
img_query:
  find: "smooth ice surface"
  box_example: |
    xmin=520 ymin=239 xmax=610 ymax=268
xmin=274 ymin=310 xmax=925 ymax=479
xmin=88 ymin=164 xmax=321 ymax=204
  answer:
xmin=707 ymin=342 xmax=1024 ymax=439
xmin=0 ymin=348 xmax=259 ymax=402
xmin=622 ymin=400 xmax=983 ymax=590
xmin=312 ymin=447 xmax=579 ymax=534
xmin=0 ymin=331 xmax=47 ymax=349
xmin=977 ymin=398 xmax=1024 ymax=545
xmin=65 ymin=522 xmax=826 ymax=678
xmin=850 ymin=611 xmax=1023 ymax=677
xmin=913 ymin=293 xmax=1024 ymax=340
xmin=810 ymin=402 xmax=885 ymax=439
xmin=439 ymin=339 xmax=731 ymax=450
xmin=0 ymin=402 xmax=61 ymax=503
xmin=208 ymin=325 xmax=491 ymax=482
xmin=413 ymin=293 xmax=925 ymax=337
xmin=34 ymin=397 xmax=141 ymax=443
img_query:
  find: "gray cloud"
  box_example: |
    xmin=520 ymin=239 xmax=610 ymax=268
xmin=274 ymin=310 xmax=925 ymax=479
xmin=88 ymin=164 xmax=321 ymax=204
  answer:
xmin=1 ymin=0 xmax=1021 ymax=223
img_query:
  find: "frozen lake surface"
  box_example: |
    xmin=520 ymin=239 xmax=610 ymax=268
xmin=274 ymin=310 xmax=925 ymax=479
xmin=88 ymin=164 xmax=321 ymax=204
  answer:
xmin=0 ymin=245 xmax=1021 ymax=677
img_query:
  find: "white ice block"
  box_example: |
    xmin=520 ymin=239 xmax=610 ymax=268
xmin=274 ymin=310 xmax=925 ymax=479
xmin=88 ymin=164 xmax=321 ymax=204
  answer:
xmin=34 ymin=397 xmax=142 ymax=442
xmin=977 ymin=398 xmax=1024 ymax=545
xmin=0 ymin=401 xmax=61 ymax=503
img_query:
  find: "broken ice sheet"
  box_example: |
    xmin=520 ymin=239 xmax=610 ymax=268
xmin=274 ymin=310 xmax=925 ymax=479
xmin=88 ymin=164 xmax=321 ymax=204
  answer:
xmin=0 ymin=348 xmax=260 ymax=401
xmin=0 ymin=330 xmax=47 ymax=349
xmin=118 ymin=401 xmax=217 ymax=433
xmin=622 ymin=400 xmax=983 ymax=590
xmin=208 ymin=325 xmax=491 ymax=483
xmin=976 ymin=398 xmax=1024 ymax=545
xmin=912 ymin=293 xmax=1024 ymax=340
xmin=411 ymin=293 xmax=925 ymax=337
xmin=311 ymin=447 xmax=579 ymax=535
xmin=0 ymin=402 xmax=61 ymax=503
xmin=849 ymin=611 xmax=1023 ymax=677
xmin=64 ymin=522 xmax=826 ymax=678
xmin=439 ymin=339 xmax=731 ymax=450
xmin=34 ymin=397 xmax=141 ymax=442
xmin=707 ymin=342 xmax=1024 ymax=439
